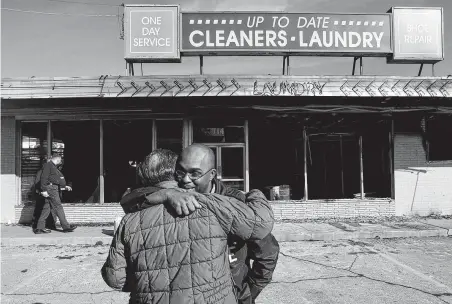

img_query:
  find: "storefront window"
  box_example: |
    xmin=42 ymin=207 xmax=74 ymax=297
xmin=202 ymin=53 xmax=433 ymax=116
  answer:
xmin=51 ymin=121 xmax=100 ymax=204
xmin=248 ymin=116 xmax=392 ymax=201
xmin=221 ymin=147 xmax=244 ymax=179
xmin=103 ymin=120 xmax=153 ymax=202
xmin=156 ymin=120 xmax=183 ymax=153
xmin=427 ymin=116 xmax=452 ymax=161
xmin=193 ymin=119 xmax=244 ymax=143
xmin=307 ymin=134 xmax=360 ymax=199
xmin=21 ymin=122 xmax=48 ymax=204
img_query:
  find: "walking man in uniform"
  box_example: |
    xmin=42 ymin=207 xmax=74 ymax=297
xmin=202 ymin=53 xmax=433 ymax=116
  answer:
xmin=35 ymin=153 xmax=77 ymax=234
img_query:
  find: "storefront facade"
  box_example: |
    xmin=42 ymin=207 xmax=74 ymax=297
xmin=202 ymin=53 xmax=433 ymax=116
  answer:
xmin=1 ymin=75 xmax=451 ymax=224
xmin=2 ymin=6 xmax=451 ymax=224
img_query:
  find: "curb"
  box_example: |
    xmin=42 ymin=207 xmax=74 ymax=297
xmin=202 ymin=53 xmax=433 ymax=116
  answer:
xmin=274 ymin=228 xmax=448 ymax=242
xmin=1 ymin=236 xmax=113 ymax=247
xmin=1 ymin=229 xmax=450 ymax=247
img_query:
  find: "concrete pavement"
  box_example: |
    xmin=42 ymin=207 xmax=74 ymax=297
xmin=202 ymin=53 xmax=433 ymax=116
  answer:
xmin=2 ymin=218 xmax=451 ymax=246
xmin=2 ymin=237 xmax=452 ymax=304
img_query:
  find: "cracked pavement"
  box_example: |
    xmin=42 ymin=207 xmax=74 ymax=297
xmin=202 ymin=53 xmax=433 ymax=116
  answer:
xmin=1 ymin=237 xmax=452 ymax=303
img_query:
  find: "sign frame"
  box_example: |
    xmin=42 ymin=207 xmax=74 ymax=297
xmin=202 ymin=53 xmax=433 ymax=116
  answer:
xmin=124 ymin=4 xmax=181 ymax=63
xmin=387 ymin=6 xmax=444 ymax=64
xmin=180 ymin=11 xmax=393 ymax=57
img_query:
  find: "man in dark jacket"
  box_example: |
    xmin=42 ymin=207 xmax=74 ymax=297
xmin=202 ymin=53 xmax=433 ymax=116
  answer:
xmin=32 ymin=158 xmax=57 ymax=231
xmin=36 ymin=153 xmax=77 ymax=234
xmin=102 ymin=149 xmax=274 ymax=304
xmin=137 ymin=144 xmax=279 ymax=304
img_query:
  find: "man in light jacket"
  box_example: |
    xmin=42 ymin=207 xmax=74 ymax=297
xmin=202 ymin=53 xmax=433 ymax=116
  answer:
xmin=102 ymin=149 xmax=274 ymax=304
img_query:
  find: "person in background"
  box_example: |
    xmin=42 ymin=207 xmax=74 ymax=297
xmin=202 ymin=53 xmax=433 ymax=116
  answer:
xmin=102 ymin=149 xmax=274 ymax=304
xmin=32 ymin=157 xmax=56 ymax=231
xmin=36 ymin=153 xmax=77 ymax=234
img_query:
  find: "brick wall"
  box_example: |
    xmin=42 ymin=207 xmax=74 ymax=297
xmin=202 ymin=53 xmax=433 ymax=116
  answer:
xmin=15 ymin=199 xmax=395 ymax=224
xmin=1 ymin=117 xmax=17 ymax=223
xmin=271 ymin=200 xmax=395 ymax=220
xmin=16 ymin=203 xmax=125 ymax=224
xmin=394 ymin=133 xmax=452 ymax=216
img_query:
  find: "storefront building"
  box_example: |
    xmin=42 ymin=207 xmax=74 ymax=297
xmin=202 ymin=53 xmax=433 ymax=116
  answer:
xmin=1 ymin=7 xmax=451 ymax=224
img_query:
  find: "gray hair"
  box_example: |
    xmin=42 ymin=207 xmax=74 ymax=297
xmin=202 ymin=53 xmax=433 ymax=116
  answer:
xmin=51 ymin=153 xmax=61 ymax=160
xmin=137 ymin=149 xmax=178 ymax=186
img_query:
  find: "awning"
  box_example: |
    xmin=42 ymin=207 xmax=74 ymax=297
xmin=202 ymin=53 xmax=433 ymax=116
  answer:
xmin=2 ymin=75 xmax=451 ymax=99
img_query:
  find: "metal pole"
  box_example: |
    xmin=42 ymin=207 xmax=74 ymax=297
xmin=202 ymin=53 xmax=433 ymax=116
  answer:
xmin=47 ymin=120 xmax=52 ymax=158
xmin=152 ymin=119 xmax=157 ymax=150
xmin=359 ymin=135 xmax=364 ymax=199
xmin=340 ymin=135 xmax=344 ymax=197
xmin=200 ymin=56 xmax=204 ymax=75
xmin=128 ymin=62 xmax=134 ymax=76
xmin=303 ymin=127 xmax=308 ymax=201
xmin=244 ymin=120 xmax=250 ymax=193
xmin=432 ymin=63 xmax=435 ymax=77
xmin=282 ymin=56 xmax=286 ymax=76
xmin=352 ymin=57 xmax=357 ymax=75
xmin=418 ymin=64 xmax=424 ymax=77
xmin=99 ymin=119 xmax=104 ymax=204
xmin=389 ymin=118 xmax=395 ymax=199
xmin=287 ymin=56 xmax=290 ymax=76
xmin=359 ymin=57 xmax=363 ymax=75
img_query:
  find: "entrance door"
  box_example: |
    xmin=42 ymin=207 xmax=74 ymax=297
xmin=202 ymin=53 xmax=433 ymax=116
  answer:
xmin=206 ymin=145 xmax=245 ymax=191
xmin=191 ymin=119 xmax=248 ymax=192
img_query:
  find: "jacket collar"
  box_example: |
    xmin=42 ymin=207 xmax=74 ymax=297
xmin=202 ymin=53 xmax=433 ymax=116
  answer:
xmin=155 ymin=181 xmax=178 ymax=189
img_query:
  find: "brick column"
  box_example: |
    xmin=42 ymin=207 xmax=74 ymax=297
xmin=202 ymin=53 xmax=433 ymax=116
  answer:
xmin=1 ymin=117 xmax=18 ymax=223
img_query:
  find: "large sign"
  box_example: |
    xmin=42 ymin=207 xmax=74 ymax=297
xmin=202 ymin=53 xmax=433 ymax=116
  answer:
xmin=124 ymin=5 xmax=180 ymax=62
xmin=181 ymin=13 xmax=392 ymax=56
xmin=121 ymin=6 xmax=444 ymax=64
xmin=389 ymin=7 xmax=444 ymax=63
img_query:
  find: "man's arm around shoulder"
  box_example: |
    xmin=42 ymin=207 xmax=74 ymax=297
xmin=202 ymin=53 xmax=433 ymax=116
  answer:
xmin=197 ymin=192 xmax=274 ymax=241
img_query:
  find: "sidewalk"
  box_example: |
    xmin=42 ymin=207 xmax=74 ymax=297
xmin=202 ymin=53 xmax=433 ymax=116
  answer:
xmin=1 ymin=219 xmax=451 ymax=247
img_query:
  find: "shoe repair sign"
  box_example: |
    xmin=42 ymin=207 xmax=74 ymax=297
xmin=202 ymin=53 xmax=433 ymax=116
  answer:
xmin=181 ymin=12 xmax=392 ymax=56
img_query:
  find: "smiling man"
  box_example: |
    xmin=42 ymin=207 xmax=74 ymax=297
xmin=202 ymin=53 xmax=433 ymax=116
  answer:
xmin=175 ymin=144 xmax=279 ymax=304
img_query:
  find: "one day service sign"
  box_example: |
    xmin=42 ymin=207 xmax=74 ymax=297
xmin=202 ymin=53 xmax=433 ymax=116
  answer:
xmin=124 ymin=5 xmax=180 ymax=61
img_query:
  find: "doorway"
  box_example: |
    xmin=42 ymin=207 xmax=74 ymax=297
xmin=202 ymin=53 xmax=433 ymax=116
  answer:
xmin=307 ymin=134 xmax=360 ymax=199
xmin=192 ymin=119 xmax=247 ymax=191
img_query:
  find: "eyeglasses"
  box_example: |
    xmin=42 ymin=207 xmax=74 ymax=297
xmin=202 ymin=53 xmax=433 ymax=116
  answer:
xmin=175 ymin=168 xmax=214 ymax=181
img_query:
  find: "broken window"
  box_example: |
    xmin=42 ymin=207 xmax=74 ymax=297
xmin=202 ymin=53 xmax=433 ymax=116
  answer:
xmin=248 ymin=115 xmax=392 ymax=201
xmin=426 ymin=115 xmax=452 ymax=161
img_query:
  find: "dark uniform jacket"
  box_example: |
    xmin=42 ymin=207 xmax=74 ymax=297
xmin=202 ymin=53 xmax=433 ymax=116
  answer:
xmin=40 ymin=161 xmax=67 ymax=192
xmin=214 ymin=180 xmax=280 ymax=304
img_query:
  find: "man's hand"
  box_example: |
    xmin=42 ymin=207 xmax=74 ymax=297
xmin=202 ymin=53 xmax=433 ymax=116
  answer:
xmin=65 ymin=186 xmax=73 ymax=191
xmin=41 ymin=191 xmax=50 ymax=198
xmin=165 ymin=189 xmax=204 ymax=216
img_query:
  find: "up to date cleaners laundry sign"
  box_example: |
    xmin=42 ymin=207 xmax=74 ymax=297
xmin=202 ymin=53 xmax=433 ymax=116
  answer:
xmin=181 ymin=13 xmax=392 ymax=56
xmin=124 ymin=5 xmax=179 ymax=61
